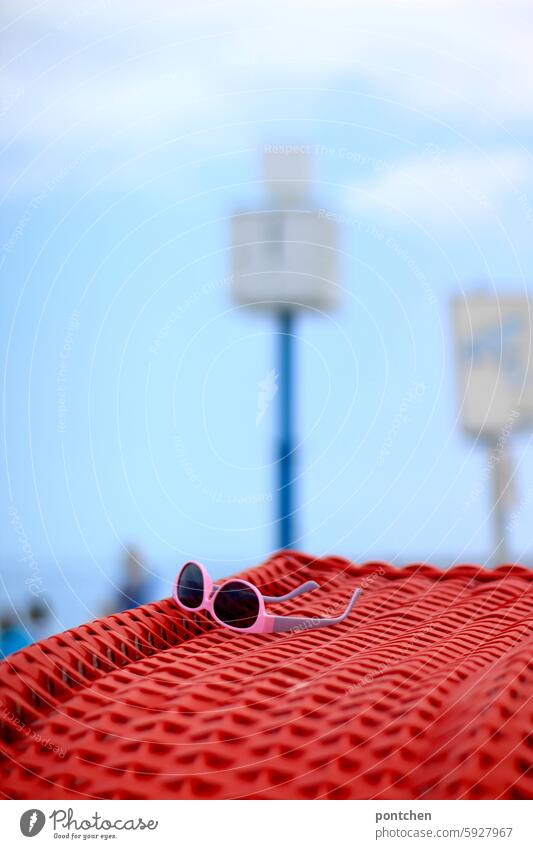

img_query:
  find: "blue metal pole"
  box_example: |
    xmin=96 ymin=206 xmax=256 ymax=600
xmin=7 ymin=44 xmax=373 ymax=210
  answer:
xmin=278 ymin=311 xmax=295 ymax=549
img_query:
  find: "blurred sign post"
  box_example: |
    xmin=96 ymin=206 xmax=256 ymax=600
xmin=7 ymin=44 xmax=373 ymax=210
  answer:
xmin=453 ymin=295 xmax=533 ymax=565
xmin=232 ymin=148 xmax=338 ymax=549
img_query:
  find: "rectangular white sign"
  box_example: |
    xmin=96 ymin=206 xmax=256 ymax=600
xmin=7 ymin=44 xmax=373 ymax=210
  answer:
xmin=452 ymin=294 xmax=533 ymax=435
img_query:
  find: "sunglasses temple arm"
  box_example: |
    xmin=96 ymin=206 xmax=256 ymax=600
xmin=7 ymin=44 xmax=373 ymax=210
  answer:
xmin=270 ymin=588 xmax=362 ymax=633
xmin=210 ymin=580 xmax=318 ymax=602
xmin=262 ymin=580 xmax=320 ymax=604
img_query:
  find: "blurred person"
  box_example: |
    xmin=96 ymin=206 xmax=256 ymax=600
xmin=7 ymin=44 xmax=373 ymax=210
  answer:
xmin=26 ymin=599 xmax=55 ymax=643
xmin=0 ymin=612 xmax=27 ymax=658
xmin=115 ymin=545 xmax=152 ymax=612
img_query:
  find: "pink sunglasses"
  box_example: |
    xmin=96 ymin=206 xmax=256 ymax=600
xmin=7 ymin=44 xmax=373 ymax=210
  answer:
xmin=172 ymin=560 xmax=362 ymax=634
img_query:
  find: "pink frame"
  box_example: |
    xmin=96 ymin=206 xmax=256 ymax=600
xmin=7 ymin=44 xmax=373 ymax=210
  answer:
xmin=172 ymin=560 xmax=362 ymax=635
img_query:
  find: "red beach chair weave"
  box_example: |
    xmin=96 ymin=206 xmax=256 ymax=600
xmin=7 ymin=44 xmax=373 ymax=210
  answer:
xmin=1 ymin=553 xmax=532 ymax=799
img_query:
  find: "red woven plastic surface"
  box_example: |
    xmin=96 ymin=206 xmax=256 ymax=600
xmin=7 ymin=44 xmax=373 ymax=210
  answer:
xmin=1 ymin=553 xmax=532 ymax=800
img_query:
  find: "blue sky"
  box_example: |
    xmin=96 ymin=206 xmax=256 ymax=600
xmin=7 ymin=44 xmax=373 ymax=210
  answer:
xmin=2 ymin=1 xmax=533 ymax=625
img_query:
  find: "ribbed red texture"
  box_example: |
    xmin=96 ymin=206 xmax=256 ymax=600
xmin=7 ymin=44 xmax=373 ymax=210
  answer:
xmin=1 ymin=553 xmax=532 ymax=799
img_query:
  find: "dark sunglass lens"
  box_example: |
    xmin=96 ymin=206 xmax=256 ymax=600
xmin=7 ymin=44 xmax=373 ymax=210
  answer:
xmin=213 ymin=581 xmax=260 ymax=629
xmin=177 ymin=562 xmax=204 ymax=609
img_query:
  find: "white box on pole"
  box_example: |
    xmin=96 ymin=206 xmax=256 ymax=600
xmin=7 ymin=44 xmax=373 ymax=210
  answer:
xmin=231 ymin=209 xmax=338 ymax=311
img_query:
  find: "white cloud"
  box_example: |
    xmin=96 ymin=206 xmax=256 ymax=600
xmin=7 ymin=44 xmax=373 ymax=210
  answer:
xmin=348 ymin=148 xmax=533 ymax=227
xmin=3 ymin=0 xmax=533 ymax=141
xmin=2 ymin=0 xmax=533 ymax=201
